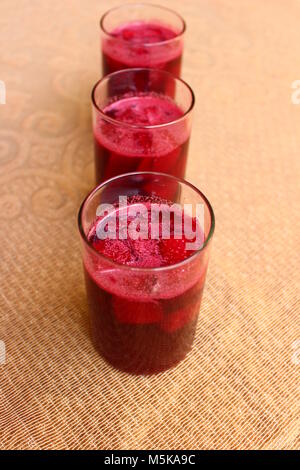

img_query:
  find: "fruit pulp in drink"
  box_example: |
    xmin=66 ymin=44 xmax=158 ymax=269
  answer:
xmin=93 ymin=92 xmax=190 ymax=183
xmin=84 ymin=196 xmax=206 ymax=374
xmin=102 ymin=21 xmax=183 ymax=76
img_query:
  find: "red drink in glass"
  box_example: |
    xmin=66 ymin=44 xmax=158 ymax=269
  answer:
xmin=78 ymin=173 xmax=215 ymax=375
xmin=100 ymin=4 xmax=185 ymax=76
xmin=92 ymin=69 xmax=194 ymax=184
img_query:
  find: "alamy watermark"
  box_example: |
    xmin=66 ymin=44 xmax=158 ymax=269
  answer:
xmin=95 ymin=196 xmax=205 ymax=250
xmin=0 ymin=80 xmax=6 ymax=104
xmin=291 ymin=80 xmax=300 ymax=105
xmin=0 ymin=340 xmax=5 ymax=364
xmin=291 ymin=339 xmax=300 ymax=365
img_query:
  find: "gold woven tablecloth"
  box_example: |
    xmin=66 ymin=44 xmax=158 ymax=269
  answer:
xmin=0 ymin=0 xmax=299 ymax=450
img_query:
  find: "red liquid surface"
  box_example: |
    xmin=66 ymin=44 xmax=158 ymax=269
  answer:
xmin=84 ymin=196 xmax=206 ymax=374
xmin=102 ymin=21 xmax=183 ymax=76
xmin=94 ymin=93 xmax=190 ymax=183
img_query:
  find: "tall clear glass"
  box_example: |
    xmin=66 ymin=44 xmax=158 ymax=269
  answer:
xmin=78 ymin=172 xmax=215 ymax=375
xmin=92 ymin=68 xmax=194 ymax=184
xmin=100 ymin=3 xmax=185 ymax=77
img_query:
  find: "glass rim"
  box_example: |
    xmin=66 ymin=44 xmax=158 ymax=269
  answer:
xmin=78 ymin=172 xmax=215 ymax=273
xmin=91 ymin=68 xmax=195 ymax=130
xmin=100 ymin=3 xmax=186 ymax=45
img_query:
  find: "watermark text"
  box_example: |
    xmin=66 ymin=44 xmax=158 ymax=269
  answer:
xmin=95 ymin=196 xmax=205 ymax=250
xmin=0 ymin=80 xmax=6 ymax=104
xmin=291 ymin=80 xmax=300 ymax=104
xmin=0 ymin=340 xmax=5 ymax=364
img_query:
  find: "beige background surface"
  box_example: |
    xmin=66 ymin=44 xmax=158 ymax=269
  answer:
xmin=0 ymin=0 xmax=299 ymax=450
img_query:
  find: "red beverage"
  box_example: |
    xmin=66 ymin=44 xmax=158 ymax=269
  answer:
xmin=83 ymin=196 xmax=207 ymax=374
xmin=78 ymin=173 xmax=214 ymax=375
xmin=93 ymin=92 xmax=190 ymax=183
xmin=102 ymin=21 xmax=183 ymax=76
xmin=100 ymin=5 xmax=185 ymax=77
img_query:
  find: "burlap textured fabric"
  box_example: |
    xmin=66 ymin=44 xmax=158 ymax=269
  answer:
xmin=0 ymin=0 xmax=299 ymax=450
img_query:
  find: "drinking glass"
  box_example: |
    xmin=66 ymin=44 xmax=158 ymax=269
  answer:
xmin=92 ymin=68 xmax=194 ymax=184
xmin=78 ymin=172 xmax=215 ymax=374
xmin=100 ymin=3 xmax=185 ymax=76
